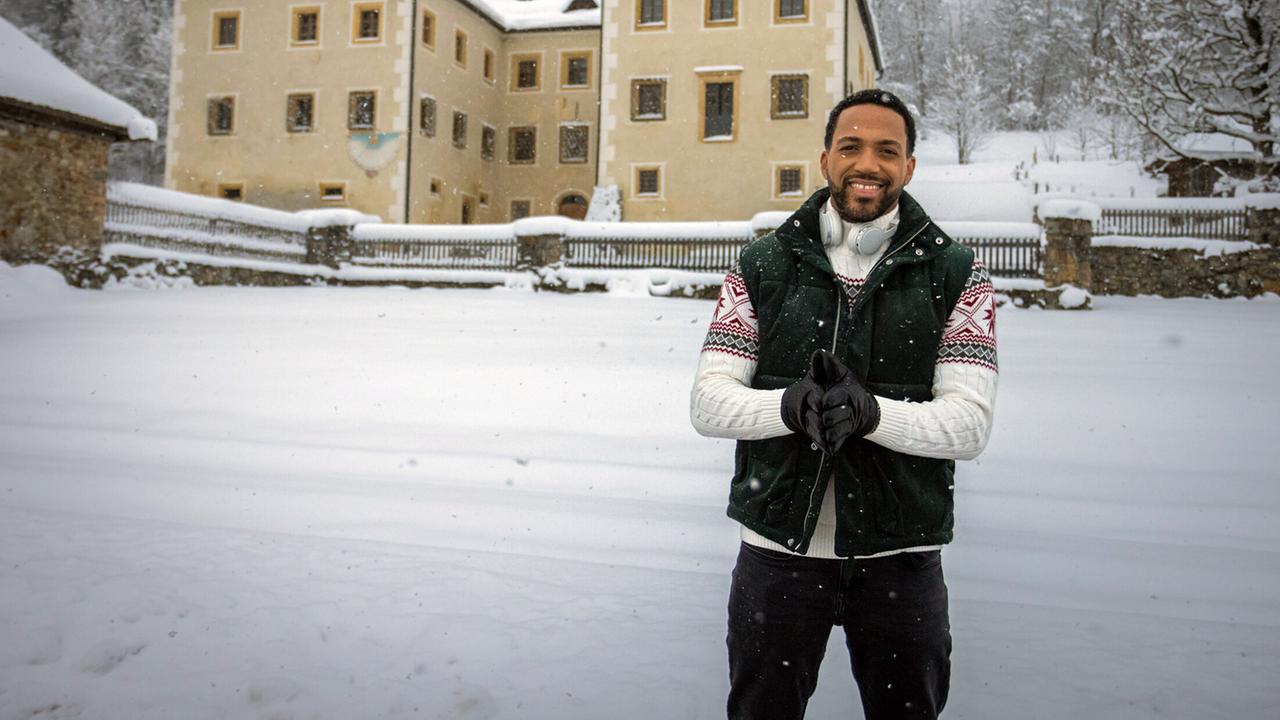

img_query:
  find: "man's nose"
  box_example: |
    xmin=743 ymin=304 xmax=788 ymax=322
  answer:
xmin=849 ymin=147 xmax=877 ymax=173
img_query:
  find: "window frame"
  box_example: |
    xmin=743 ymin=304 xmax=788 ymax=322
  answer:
xmin=347 ymin=89 xmax=378 ymax=131
xmin=419 ymin=94 xmax=437 ymax=137
xmin=697 ymin=70 xmax=741 ymax=142
xmin=634 ymin=0 xmax=667 ymax=31
xmin=452 ymin=109 xmax=468 ymax=149
xmin=429 ymin=177 xmax=443 ymax=197
xmin=350 ymin=2 xmax=384 ymax=45
xmin=318 ymin=181 xmax=348 ymax=203
xmin=210 ymin=9 xmax=241 ymax=51
xmin=704 ymin=0 xmax=739 ymax=27
xmin=631 ymin=164 xmax=664 ymax=200
xmin=560 ymin=50 xmax=593 ymax=90
xmin=773 ymin=0 xmax=808 ymax=24
xmin=421 ymin=9 xmax=436 ymax=50
xmin=630 ymin=78 xmax=667 ymax=122
xmin=217 ymin=182 xmax=245 ymax=201
xmin=483 ymin=47 xmax=496 ymax=84
xmin=481 ymin=124 xmax=497 ymax=161
xmin=510 ymin=199 xmax=532 ymax=221
xmin=206 ymin=94 xmax=237 ymax=136
xmin=510 ymin=52 xmax=543 ymax=92
xmin=772 ymin=162 xmax=808 ymax=199
xmin=289 ymin=5 xmax=322 ymax=48
xmin=286 ymin=91 xmax=317 ymax=133
xmin=460 ymin=194 xmax=477 ymax=225
xmin=770 ymin=73 xmax=810 ymax=119
xmin=558 ymin=123 xmax=589 ymax=164
xmin=454 ymin=29 xmax=468 ymax=68
xmin=508 ymin=126 xmax=538 ymax=165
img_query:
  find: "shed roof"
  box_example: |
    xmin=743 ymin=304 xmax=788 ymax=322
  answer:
xmin=0 ymin=16 xmax=156 ymax=141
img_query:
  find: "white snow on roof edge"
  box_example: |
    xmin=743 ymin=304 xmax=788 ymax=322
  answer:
xmin=465 ymin=0 xmax=601 ymax=32
xmin=0 ymin=17 xmax=154 ymax=139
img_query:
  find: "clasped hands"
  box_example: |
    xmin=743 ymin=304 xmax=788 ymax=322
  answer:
xmin=781 ymin=350 xmax=881 ymax=454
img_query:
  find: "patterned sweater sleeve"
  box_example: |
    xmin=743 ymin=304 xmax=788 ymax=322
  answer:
xmin=865 ymin=258 xmax=999 ymax=460
xmin=689 ymin=269 xmax=791 ymax=440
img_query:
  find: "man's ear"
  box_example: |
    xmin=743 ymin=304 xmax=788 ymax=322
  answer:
xmin=819 ymin=150 xmax=829 ymax=183
xmin=904 ymin=155 xmax=916 ymax=186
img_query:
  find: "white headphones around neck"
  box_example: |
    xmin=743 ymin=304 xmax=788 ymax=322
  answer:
xmin=821 ymin=204 xmax=894 ymax=256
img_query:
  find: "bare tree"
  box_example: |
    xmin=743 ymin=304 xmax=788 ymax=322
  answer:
xmin=1098 ymin=0 xmax=1278 ymax=162
xmin=930 ymin=52 xmax=994 ymax=164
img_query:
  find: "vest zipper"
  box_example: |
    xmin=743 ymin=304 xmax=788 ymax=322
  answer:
xmin=797 ymin=220 xmax=931 ymax=551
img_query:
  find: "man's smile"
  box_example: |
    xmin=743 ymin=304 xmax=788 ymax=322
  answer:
xmin=845 ymin=177 xmax=885 ymax=199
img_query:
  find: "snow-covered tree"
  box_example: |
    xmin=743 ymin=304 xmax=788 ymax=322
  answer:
xmin=930 ymin=52 xmax=994 ymax=164
xmin=1098 ymin=0 xmax=1278 ymax=163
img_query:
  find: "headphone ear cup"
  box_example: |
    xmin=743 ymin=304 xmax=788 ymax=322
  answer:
xmin=854 ymin=226 xmax=893 ymax=255
xmin=820 ymin=206 xmax=840 ymax=247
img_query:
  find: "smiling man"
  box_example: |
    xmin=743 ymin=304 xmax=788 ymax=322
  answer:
xmin=691 ymin=90 xmax=999 ymax=719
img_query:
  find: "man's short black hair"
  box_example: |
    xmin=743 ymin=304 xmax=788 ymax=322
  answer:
xmin=824 ymin=89 xmax=916 ymax=155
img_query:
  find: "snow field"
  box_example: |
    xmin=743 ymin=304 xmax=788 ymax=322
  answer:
xmin=1 ymin=264 xmax=1278 ymax=718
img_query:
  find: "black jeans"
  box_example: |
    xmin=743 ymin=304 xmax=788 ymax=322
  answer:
xmin=726 ymin=542 xmax=951 ymax=720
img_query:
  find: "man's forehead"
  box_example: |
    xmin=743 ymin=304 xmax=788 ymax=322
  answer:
xmin=833 ymin=105 xmax=907 ymax=143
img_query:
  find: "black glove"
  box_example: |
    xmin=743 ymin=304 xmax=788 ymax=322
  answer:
xmin=781 ymin=352 xmax=828 ymax=452
xmin=813 ymin=350 xmax=881 ymax=454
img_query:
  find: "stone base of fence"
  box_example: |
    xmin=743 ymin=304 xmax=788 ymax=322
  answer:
xmin=1246 ymin=207 xmax=1279 ymax=247
xmin=1043 ymin=217 xmax=1094 ymax=290
xmin=306 ymin=226 xmax=354 ymax=268
xmin=1092 ymin=246 xmax=1280 ymax=298
xmin=517 ymin=234 xmax=564 ymax=270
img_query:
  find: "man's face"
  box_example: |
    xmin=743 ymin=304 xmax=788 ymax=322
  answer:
xmin=820 ymin=103 xmax=916 ymax=223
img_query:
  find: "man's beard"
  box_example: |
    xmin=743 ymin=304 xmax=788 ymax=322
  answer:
xmin=829 ymin=177 xmax=902 ymax=224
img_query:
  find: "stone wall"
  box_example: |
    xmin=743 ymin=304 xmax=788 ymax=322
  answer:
xmin=0 ymin=115 xmax=113 ymax=265
xmin=1091 ymin=246 xmax=1280 ymax=298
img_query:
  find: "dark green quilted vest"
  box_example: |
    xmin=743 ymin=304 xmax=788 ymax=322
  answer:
xmin=728 ymin=188 xmax=975 ymax=557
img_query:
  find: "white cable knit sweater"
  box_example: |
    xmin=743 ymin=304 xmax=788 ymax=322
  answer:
xmin=690 ymin=199 xmax=998 ymax=559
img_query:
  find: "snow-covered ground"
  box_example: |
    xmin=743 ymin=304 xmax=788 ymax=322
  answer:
xmin=1 ymin=263 xmax=1278 ymax=719
xmin=909 ymin=131 xmax=1166 ymax=223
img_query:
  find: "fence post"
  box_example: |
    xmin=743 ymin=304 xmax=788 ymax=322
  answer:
xmin=1245 ymin=195 xmax=1280 ymax=247
xmin=1039 ymin=200 xmax=1099 ymax=291
xmin=306 ymin=224 xmax=355 ymax=268
xmin=515 ymin=229 xmax=565 ymax=270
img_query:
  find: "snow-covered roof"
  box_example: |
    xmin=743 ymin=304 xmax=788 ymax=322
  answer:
xmin=0 ymin=16 xmax=156 ymax=141
xmin=465 ymin=0 xmax=601 ymax=32
xmin=1158 ymin=133 xmax=1259 ymax=161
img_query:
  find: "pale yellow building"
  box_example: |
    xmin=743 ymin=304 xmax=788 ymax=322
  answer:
xmin=166 ymin=0 xmax=881 ymax=223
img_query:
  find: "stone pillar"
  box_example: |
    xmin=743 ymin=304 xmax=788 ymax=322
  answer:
xmin=1042 ymin=217 xmax=1094 ymax=290
xmin=1245 ymin=201 xmax=1280 ymax=247
xmin=516 ymin=232 xmax=564 ymax=270
xmin=305 ymin=224 xmax=354 ymax=268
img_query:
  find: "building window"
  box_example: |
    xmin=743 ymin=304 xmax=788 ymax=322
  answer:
xmin=636 ymin=0 xmax=666 ymax=29
xmin=348 ymin=91 xmax=376 ymax=130
xmin=422 ymin=10 xmax=435 ymax=48
xmin=771 ymin=74 xmax=809 ymax=119
xmin=419 ymin=96 xmax=436 ymax=136
xmin=429 ymin=177 xmax=442 ymax=196
xmin=461 ymin=196 xmax=475 ymax=224
xmin=207 ymin=96 xmax=235 ymax=135
xmin=775 ymin=0 xmax=807 ymax=22
xmin=479 ymin=191 xmax=489 ymax=207
xmin=510 ymin=200 xmax=531 ymax=220
xmin=561 ymin=52 xmax=591 ymax=89
xmin=454 ymin=30 xmax=468 ymax=67
xmin=705 ymin=0 xmax=737 ymax=25
xmin=630 ymin=79 xmax=666 ymax=121
xmin=218 ymin=183 xmax=243 ymax=201
xmin=512 ymin=55 xmax=540 ymax=91
xmin=212 ymin=10 xmax=240 ymax=50
xmin=481 ymin=124 xmax=496 ymax=160
xmin=452 ymin=111 xmax=467 ymax=148
xmin=635 ymin=167 xmax=662 ymax=197
xmin=483 ymin=48 xmax=495 ymax=82
xmin=292 ymin=7 xmax=320 ymax=45
xmin=352 ymin=3 xmax=382 ymax=42
xmin=776 ymin=165 xmax=805 ymax=196
xmin=286 ymin=93 xmax=315 ymax=133
xmin=320 ymin=183 xmax=346 ymax=202
xmin=559 ymin=125 xmax=588 ymax=164
xmin=509 ymin=126 xmax=537 ymax=164
xmin=703 ymin=79 xmax=736 ymax=140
